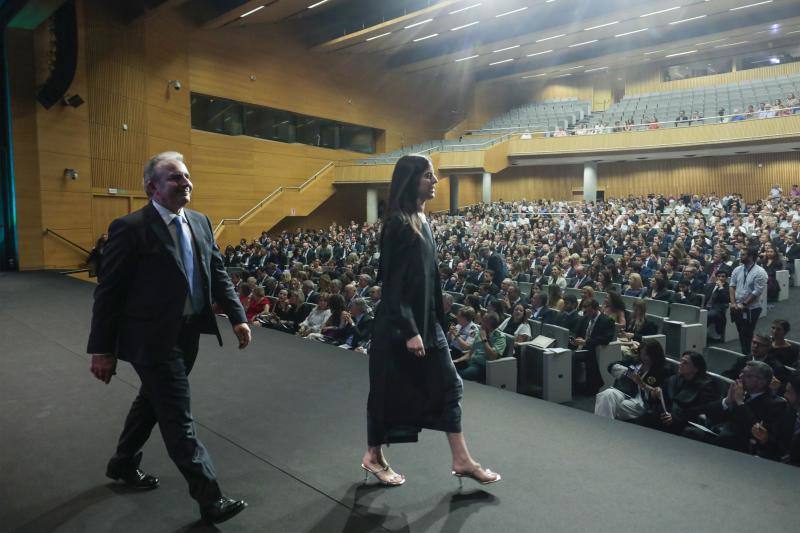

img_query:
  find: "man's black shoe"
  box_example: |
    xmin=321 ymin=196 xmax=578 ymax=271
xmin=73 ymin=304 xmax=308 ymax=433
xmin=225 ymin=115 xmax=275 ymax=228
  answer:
xmin=201 ymin=497 xmax=248 ymax=524
xmin=106 ymin=467 xmax=160 ymax=490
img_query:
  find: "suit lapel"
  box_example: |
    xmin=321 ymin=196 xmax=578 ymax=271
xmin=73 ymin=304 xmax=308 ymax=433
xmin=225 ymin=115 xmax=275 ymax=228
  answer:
xmin=145 ymin=203 xmax=187 ymax=280
xmin=185 ymin=210 xmax=211 ymax=286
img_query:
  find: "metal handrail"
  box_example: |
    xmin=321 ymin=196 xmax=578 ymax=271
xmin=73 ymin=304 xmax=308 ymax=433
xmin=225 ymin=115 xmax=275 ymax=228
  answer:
xmin=213 ymin=162 xmax=335 ymax=235
xmin=44 ymin=228 xmax=91 ymax=255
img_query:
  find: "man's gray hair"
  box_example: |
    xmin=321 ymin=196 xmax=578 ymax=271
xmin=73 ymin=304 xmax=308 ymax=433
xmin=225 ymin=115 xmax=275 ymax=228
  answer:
xmin=745 ymin=360 xmax=773 ymax=384
xmin=143 ymin=151 xmax=184 ymax=195
xmin=351 ymin=297 xmax=371 ymax=314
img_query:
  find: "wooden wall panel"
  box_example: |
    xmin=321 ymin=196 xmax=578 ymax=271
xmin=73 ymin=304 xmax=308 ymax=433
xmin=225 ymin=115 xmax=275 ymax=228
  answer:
xmin=91 ymin=195 xmax=129 ymax=238
xmin=457 ymin=175 xmax=483 ymax=206
xmin=493 ymin=166 xmax=582 ymax=202
xmin=626 ymin=62 xmax=800 ymax=95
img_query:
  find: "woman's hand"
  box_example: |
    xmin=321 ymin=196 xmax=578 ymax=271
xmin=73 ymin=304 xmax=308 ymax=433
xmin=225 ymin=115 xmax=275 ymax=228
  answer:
xmin=406 ymin=334 xmax=426 ymax=358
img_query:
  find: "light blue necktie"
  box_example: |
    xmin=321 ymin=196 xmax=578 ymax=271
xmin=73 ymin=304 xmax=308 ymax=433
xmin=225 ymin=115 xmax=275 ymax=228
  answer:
xmin=172 ymin=216 xmax=204 ymax=313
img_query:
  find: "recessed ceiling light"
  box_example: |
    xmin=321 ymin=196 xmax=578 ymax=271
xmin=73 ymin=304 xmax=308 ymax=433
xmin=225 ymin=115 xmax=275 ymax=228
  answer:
xmin=715 ymin=40 xmax=749 ymax=47
xmin=496 ymin=7 xmax=528 ymax=17
xmin=451 ymin=21 xmax=480 ymax=31
xmin=455 ymin=54 xmax=480 ymax=62
xmin=615 ymin=28 xmax=648 ymax=37
xmin=536 ymin=33 xmax=566 ymax=42
xmin=786 ymin=30 xmax=800 ymax=35
xmin=730 ymin=1 xmax=773 ymax=11
xmin=584 ymin=21 xmax=619 ymax=31
xmin=526 ymin=49 xmax=553 ymax=57
xmin=412 ymin=33 xmax=438 ymax=42
xmin=569 ymin=40 xmax=598 ymax=47
xmin=240 ymin=5 xmax=264 ymax=17
xmin=644 ymin=49 xmax=665 ymax=55
xmin=695 ymin=38 xmax=727 ymax=46
xmin=553 ymin=73 xmax=572 ymax=78
xmin=585 ymin=66 xmax=609 ymax=72
xmin=307 ymin=0 xmax=330 ymax=8
xmin=449 ymin=2 xmax=481 ymax=15
xmin=669 ymin=15 xmax=707 ymax=25
xmin=405 ymin=18 xmax=433 ymax=29
xmin=665 ymin=49 xmax=697 ymax=57
xmin=493 ymin=44 xmax=520 ymax=53
xmin=365 ymin=32 xmax=391 ymax=42
xmin=562 ymin=65 xmax=585 ymax=70
xmin=522 ymin=73 xmax=548 ymax=79
xmin=489 ymin=58 xmax=515 ymax=66
xmin=640 ymin=6 xmax=680 ymax=17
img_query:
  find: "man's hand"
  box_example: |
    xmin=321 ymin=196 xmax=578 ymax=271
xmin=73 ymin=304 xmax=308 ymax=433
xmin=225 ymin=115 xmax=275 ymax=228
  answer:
xmin=769 ymin=376 xmax=782 ymax=393
xmin=233 ymin=323 xmax=251 ymax=349
xmin=659 ymin=412 xmax=673 ymax=426
xmin=751 ymin=422 xmax=769 ymax=445
xmin=90 ymin=355 xmax=117 ymax=384
xmin=406 ymin=334 xmax=426 ymax=358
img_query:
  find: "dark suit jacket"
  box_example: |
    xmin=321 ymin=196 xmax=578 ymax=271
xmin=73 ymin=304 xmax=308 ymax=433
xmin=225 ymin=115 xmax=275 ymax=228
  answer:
xmin=556 ymin=310 xmax=580 ymax=332
xmin=531 ymin=306 xmax=557 ymax=324
xmin=756 ymin=407 xmax=800 ymax=465
xmin=572 ymin=313 xmax=616 ymax=351
xmin=485 ymin=253 xmax=506 ymax=285
xmin=87 ymin=203 xmax=246 ymax=365
xmin=658 ymin=374 xmax=721 ymax=431
xmin=704 ymin=391 xmax=787 ymax=452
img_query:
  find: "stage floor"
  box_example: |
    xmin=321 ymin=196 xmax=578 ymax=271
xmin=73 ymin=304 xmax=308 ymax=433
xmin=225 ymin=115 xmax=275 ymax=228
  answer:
xmin=1 ymin=271 xmax=798 ymax=533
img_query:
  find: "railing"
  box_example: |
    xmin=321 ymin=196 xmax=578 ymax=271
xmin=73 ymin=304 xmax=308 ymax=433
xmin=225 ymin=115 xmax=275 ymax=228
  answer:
xmin=213 ymin=162 xmax=334 ymax=235
xmin=44 ymin=228 xmax=91 ymax=255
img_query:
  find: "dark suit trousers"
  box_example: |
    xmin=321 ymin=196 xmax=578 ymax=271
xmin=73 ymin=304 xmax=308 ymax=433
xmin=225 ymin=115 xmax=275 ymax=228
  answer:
xmin=732 ymin=307 xmax=761 ymax=355
xmin=108 ymin=322 xmax=222 ymax=506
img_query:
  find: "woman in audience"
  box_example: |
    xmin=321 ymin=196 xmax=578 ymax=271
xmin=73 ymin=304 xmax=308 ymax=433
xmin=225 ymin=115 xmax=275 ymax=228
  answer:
xmin=624 ymin=273 xmax=647 ymax=297
xmin=246 ymin=286 xmax=269 ymax=323
xmin=498 ymin=303 xmax=532 ymax=355
xmin=297 ymin=292 xmax=331 ymax=337
xmin=769 ymin=319 xmax=799 ymax=367
xmin=255 ymin=288 xmax=294 ymax=332
xmin=595 ymin=270 xmax=613 ymax=293
xmin=633 ymin=351 xmax=719 ymax=435
xmin=581 ymin=285 xmax=595 ymax=303
xmin=761 ymin=245 xmax=784 ymax=302
xmin=238 ymin=284 xmax=252 ymax=308
xmin=595 ymin=340 xmax=669 ymax=420
xmin=649 ymin=277 xmax=672 ymax=301
xmin=510 ymin=261 xmax=530 ymax=282
xmin=619 ymin=300 xmax=658 ymax=356
xmin=308 ymin=293 xmax=349 ymax=342
xmin=363 ymin=154 xmax=499 ymax=487
xmin=602 ymin=291 xmax=627 ymax=329
xmin=547 ymin=284 xmax=564 ymax=311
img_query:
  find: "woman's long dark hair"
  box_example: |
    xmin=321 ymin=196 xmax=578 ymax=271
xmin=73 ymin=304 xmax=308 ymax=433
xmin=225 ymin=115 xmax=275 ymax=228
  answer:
xmin=385 ymin=154 xmax=431 ymax=238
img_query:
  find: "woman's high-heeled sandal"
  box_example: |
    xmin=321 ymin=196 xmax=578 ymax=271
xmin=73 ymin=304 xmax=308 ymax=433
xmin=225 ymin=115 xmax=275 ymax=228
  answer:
xmin=451 ymin=465 xmax=501 ymax=487
xmin=361 ymin=464 xmax=405 ymax=486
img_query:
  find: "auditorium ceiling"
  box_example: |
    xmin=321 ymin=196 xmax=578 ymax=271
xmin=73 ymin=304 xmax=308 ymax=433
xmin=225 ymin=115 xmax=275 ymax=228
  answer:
xmin=185 ymin=0 xmax=800 ymax=85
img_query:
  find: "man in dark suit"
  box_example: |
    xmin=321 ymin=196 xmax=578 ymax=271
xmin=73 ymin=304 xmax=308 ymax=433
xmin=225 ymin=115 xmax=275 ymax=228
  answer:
xmin=705 ymin=270 xmax=730 ymax=340
xmin=529 ymin=293 xmax=556 ymax=324
xmin=555 ymin=295 xmax=580 ymax=332
xmin=697 ymin=361 xmax=787 ymax=453
xmin=480 ymin=246 xmax=506 ymax=287
xmin=87 ymin=152 xmax=251 ymax=524
xmin=572 ymin=265 xmax=594 ymax=289
xmin=570 ymin=298 xmax=616 ymax=394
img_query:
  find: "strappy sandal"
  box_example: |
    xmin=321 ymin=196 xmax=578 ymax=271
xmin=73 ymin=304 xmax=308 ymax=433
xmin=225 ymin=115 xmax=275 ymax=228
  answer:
xmin=360 ymin=463 xmax=406 ymax=486
xmin=451 ymin=464 xmax=501 ymax=487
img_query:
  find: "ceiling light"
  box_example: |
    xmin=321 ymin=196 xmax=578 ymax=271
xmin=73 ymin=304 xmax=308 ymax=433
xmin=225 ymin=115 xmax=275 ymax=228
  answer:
xmin=715 ymin=40 xmax=749 ymax=47
xmin=490 ymin=58 xmax=515 ymax=66
xmin=640 ymin=6 xmax=680 ymax=17
xmin=493 ymin=44 xmax=520 ymax=53
xmin=615 ymin=28 xmax=648 ymax=37
xmin=585 ymin=66 xmax=609 ymax=72
xmin=526 ymin=49 xmax=553 ymax=57
xmin=730 ymin=1 xmax=773 ymax=11
xmin=449 ymin=2 xmax=481 ymax=15
xmin=405 ymin=18 xmax=433 ymax=29
xmin=522 ymin=73 xmax=548 ymax=78
xmin=665 ymin=49 xmax=697 ymax=57
xmin=563 ymin=65 xmax=585 ymax=70
xmin=413 ymin=33 xmax=438 ymax=42
xmin=786 ymin=30 xmax=800 ymax=35
xmin=584 ymin=21 xmax=619 ymax=31
xmin=240 ymin=5 xmax=264 ymax=17
xmin=569 ymin=39 xmax=598 ymax=47
xmin=365 ymin=32 xmax=391 ymax=42
xmin=307 ymin=0 xmax=330 ymax=8
xmin=695 ymin=38 xmax=727 ymax=45
xmin=536 ymin=33 xmax=566 ymax=42
xmin=554 ymin=73 xmax=572 ymax=78
xmin=451 ymin=21 xmax=480 ymax=31
xmin=455 ymin=54 xmax=480 ymax=62
xmin=644 ymin=49 xmax=665 ymax=55
xmin=669 ymin=15 xmax=707 ymax=25
xmin=496 ymin=7 xmax=528 ymax=17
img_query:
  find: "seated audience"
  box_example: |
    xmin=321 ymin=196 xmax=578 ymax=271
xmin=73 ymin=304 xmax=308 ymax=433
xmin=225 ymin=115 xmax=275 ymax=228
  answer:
xmin=769 ymin=320 xmax=799 ymax=368
xmin=570 ymin=298 xmax=616 ymax=394
xmin=751 ymin=371 xmax=800 ymax=466
xmin=297 ymin=293 xmax=331 ymax=336
xmin=457 ymin=312 xmax=507 ymax=384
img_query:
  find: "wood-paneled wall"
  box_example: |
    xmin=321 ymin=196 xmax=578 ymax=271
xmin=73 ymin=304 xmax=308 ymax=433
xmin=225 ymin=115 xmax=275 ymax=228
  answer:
xmin=491 ymin=152 xmax=800 ymax=203
xmin=10 ymin=0 xmax=465 ymax=269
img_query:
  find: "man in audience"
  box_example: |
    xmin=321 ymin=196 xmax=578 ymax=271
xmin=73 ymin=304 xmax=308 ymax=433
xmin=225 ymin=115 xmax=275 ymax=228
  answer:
xmin=705 ymin=270 xmax=730 ymax=341
xmin=480 ymin=246 xmax=507 ymax=286
xmin=556 ymin=294 xmax=580 ymax=332
xmin=570 ymin=298 xmax=616 ymax=394
xmin=301 ymin=280 xmax=319 ymax=304
xmin=752 ymin=371 xmax=800 ymax=465
xmin=695 ymin=361 xmax=787 ymax=453
xmin=722 ymin=334 xmax=790 ymax=385
xmin=530 ymin=293 xmax=555 ymax=323
xmin=339 ymin=298 xmax=373 ymax=351
xmin=457 ymin=312 xmax=507 ymax=384
xmin=729 ymin=247 xmax=768 ymax=355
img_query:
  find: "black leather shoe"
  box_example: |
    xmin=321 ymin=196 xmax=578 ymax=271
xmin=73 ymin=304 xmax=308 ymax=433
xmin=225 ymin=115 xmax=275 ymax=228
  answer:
xmin=201 ymin=497 xmax=248 ymax=524
xmin=106 ymin=467 xmax=160 ymax=490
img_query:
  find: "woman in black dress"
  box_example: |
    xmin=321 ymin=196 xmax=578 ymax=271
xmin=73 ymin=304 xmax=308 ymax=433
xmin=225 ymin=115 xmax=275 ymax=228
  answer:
xmin=362 ymin=154 xmax=501 ymax=487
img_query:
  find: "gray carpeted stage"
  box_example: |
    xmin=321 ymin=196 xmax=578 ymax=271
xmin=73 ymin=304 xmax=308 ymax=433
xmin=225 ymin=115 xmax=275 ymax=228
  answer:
xmin=1 ymin=272 xmax=797 ymax=533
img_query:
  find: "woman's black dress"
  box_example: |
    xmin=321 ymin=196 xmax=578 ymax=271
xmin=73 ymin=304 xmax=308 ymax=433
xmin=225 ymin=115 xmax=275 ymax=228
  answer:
xmin=367 ymin=213 xmax=463 ymax=446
